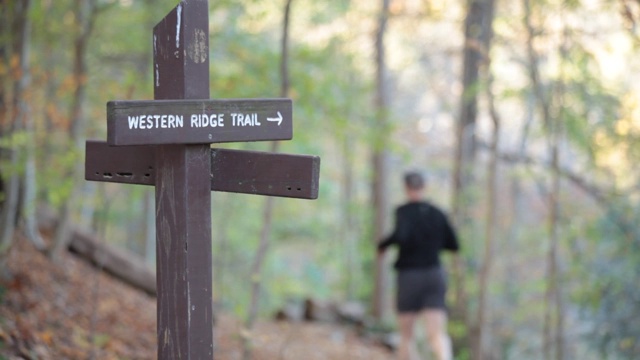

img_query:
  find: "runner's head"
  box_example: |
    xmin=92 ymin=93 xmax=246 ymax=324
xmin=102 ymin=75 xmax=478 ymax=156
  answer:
xmin=404 ymin=171 xmax=425 ymax=200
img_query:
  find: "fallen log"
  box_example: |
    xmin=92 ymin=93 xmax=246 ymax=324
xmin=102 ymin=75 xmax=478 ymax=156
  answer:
xmin=304 ymin=298 xmax=338 ymax=323
xmin=37 ymin=208 xmax=157 ymax=296
xmin=67 ymin=227 xmax=157 ymax=296
xmin=299 ymin=298 xmax=369 ymax=326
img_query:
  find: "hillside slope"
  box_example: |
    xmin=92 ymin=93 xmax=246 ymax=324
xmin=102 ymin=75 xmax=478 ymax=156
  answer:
xmin=0 ymin=238 xmax=391 ymax=359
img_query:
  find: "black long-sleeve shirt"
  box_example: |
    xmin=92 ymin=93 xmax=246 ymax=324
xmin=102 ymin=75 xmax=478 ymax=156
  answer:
xmin=378 ymin=201 xmax=459 ymax=270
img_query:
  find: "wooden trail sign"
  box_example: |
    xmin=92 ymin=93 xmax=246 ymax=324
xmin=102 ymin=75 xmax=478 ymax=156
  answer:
xmin=83 ymin=1 xmax=320 ymax=359
xmin=107 ymin=98 xmax=293 ymax=145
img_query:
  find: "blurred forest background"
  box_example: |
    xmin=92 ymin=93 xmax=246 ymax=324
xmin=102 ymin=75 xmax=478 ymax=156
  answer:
xmin=1 ymin=0 xmax=640 ymax=359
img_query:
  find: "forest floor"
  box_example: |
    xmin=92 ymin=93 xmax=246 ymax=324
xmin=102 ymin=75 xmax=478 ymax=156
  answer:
xmin=0 ymin=237 xmax=393 ymax=359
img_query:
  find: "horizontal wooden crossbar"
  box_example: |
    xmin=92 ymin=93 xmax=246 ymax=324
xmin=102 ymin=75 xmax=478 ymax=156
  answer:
xmin=85 ymin=140 xmax=320 ymax=199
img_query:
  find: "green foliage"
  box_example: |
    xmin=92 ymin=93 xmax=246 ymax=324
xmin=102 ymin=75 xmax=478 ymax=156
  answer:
xmin=556 ymin=42 xmax=620 ymax=156
xmin=572 ymin=206 xmax=640 ymax=359
xmin=3 ymin=0 xmax=640 ymax=357
xmin=192 ymin=0 xmax=376 ymax=316
xmin=0 ymin=132 xmax=29 ymax=176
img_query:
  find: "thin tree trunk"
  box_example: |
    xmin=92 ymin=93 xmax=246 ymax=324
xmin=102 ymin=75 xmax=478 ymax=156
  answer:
xmin=455 ymin=0 xmax=486 ymax=183
xmin=141 ymin=0 xmax=159 ymax=264
xmin=451 ymin=0 xmax=481 ymax=324
xmin=0 ymin=0 xmax=32 ymax=255
xmin=451 ymin=0 xmax=495 ymax=355
xmin=549 ymin=26 xmax=572 ymax=360
xmin=372 ymin=0 xmax=392 ymax=323
xmin=0 ymin=151 xmax=19 ymax=254
xmin=499 ymin=90 xmax=535 ymax=358
xmin=242 ymin=152 xmax=278 ymax=358
xmin=523 ymin=0 xmax=564 ymax=358
xmin=0 ymin=3 xmax=6 ymax=245
xmin=543 ymin=124 xmax=562 ymax=360
xmin=212 ymin=193 xmax=237 ymax=309
xmin=40 ymin=0 xmax=57 ymax=142
xmin=452 ymin=0 xmax=496 ymax=216
xmin=50 ymin=0 xmax=98 ymax=261
xmin=342 ymin=136 xmax=358 ymax=299
xmin=548 ymin=131 xmax=563 ymax=360
xmin=242 ymin=1 xmax=293 ymax=358
xmin=143 ymin=191 xmax=155 ymax=265
xmin=0 ymin=1 xmax=9 ymax=134
xmin=475 ymin=60 xmax=499 ymax=360
xmin=18 ymin=0 xmax=45 ymax=250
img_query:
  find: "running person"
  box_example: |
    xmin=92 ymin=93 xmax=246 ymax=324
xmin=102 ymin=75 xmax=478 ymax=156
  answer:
xmin=378 ymin=171 xmax=460 ymax=360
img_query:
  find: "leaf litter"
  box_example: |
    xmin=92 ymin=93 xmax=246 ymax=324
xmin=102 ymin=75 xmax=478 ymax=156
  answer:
xmin=0 ymin=238 xmax=392 ymax=359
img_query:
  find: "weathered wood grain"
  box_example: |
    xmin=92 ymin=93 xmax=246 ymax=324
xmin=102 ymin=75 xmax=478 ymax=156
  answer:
xmin=85 ymin=141 xmax=320 ymax=200
xmin=153 ymin=2 xmax=213 ymax=358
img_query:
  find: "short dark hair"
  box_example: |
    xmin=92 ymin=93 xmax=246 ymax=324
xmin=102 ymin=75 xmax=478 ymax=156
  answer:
xmin=404 ymin=171 xmax=425 ymax=190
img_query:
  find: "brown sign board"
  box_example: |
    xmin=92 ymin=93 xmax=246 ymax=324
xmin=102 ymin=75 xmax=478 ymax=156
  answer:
xmin=210 ymin=147 xmax=320 ymax=199
xmin=107 ymin=98 xmax=293 ymax=146
xmin=85 ymin=141 xmax=156 ymax=186
xmin=85 ymin=141 xmax=320 ymax=199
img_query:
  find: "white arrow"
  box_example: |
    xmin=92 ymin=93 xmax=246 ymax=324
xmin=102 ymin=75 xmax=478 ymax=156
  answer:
xmin=266 ymin=111 xmax=283 ymax=126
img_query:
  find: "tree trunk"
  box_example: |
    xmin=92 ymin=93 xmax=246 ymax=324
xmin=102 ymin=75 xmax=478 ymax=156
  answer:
xmin=500 ymin=91 xmax=535 ymax=358
xmin=523 ymin=0 xmax=563 ymax=358
xmin=0 ymin=151 xmax=19 ymax=255
xmin=542 ymin=121 xmax=562 ymax=360
xmin=547 ymin=130 xmax=563 ymax=360
xmin=212 ymin=192 xmax=237 ymax=309
xmin=0 ymin=0 xmax=32 ymax=255
xmin=140 ymin=0 xmax=160 ymax=265
xmin=0 ymin=2 xmax=5 ymax=225
xmin=242 ymin=1 xmax=293 ymax=358
xmin=451 ymin=0 xmax=495 ymax=355
xmin=452 ymin=0 xmax=496 ymax=211
xmin=143 ymin=191 xmax=155 ymax=265
xmin=18 ymin=0 xmax=45 ymax=251
xmin=40 ymin=0 xmax=57 ymax=148
xmin=548 ymin=27 xmax=572 ymax=360
xmin=523 ymin=2 xmax=552 ymax=357
xmin=342 ymin=136 xmax=358 ymax=299
xmin=474 ymin=59 xmax=499 ymax=360
xmin=50 ymin=0 xmax=98 ymax=262
xmin=372 ymin=0 xmax=392 ymax=323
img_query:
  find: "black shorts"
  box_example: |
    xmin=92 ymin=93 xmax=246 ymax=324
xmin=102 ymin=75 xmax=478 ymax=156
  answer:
xmin=396 ymin=267 xmax=447 ymax=313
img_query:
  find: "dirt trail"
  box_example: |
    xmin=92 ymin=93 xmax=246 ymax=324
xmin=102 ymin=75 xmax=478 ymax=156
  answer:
xmin=0 ymin=238 xmax=391 ymax=359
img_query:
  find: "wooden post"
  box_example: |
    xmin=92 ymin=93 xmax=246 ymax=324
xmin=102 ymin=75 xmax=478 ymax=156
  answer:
xmin=153 ymin=1 xmax=213 ymax=358
xmin=84 ymin=2 xmax=320 ymax=358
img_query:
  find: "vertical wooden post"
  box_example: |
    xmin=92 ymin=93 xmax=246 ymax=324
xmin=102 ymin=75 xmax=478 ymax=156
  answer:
xmin=153 ymin=1 xmax=213 ymax=358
